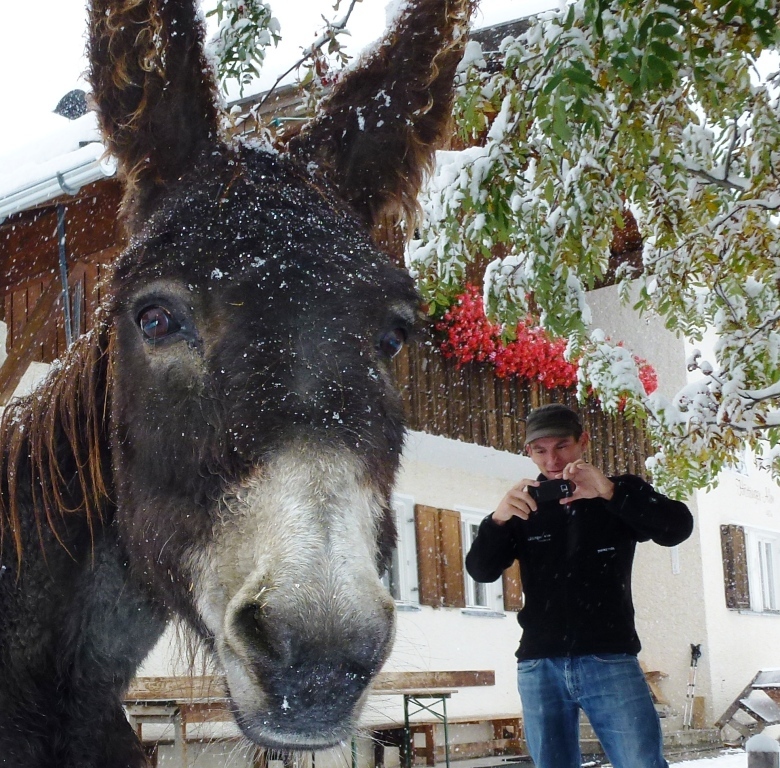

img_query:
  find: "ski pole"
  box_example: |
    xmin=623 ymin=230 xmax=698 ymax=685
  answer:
xmin=683 ymin=644 xmax=702 ymax=729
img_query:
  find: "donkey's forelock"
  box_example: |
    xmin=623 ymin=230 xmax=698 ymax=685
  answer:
xmin=111 ymin=145 xmax=398 ymax=288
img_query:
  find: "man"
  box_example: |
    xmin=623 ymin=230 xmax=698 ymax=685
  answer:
xmin=465 ymin=403 xmax=693 ymax=768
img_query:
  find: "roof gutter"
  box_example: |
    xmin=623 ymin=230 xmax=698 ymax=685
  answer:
xmin=0 ymin=143 xmax=117 ymax=225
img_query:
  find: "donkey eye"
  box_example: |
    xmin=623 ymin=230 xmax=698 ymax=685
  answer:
xmin=377 ymin=328 xmax=407 ymax=359
xmin=138 ymin=306 xmax=180 ymax=340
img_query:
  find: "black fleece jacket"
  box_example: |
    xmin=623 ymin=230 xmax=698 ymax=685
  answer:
xmin=465 ymin=474 xmax=693 ymax=660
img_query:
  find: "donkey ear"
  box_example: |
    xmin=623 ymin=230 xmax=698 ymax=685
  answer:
xmin=88 ymin=0 xmax=220 ymax=228
xmin=287 ymin=0 xmax=476 ymax=234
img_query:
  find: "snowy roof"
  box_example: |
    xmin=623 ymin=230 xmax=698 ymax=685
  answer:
xmin=0 ymin=111 xmax=115 ymax=224
xmin=470 ymin=19 xmax=528 ymax=54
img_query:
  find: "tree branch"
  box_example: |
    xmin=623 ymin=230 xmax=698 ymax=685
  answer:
xmin=688 ymin=167 xmax=747 ymax=191
xmin=721 ymin=114 xmax=740 ymax=183
xmin=252 ymin=0 xmax=362 ymax=113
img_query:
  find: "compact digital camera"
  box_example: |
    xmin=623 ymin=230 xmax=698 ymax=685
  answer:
xmin=528 ymin=479 xmax=576 ymax=503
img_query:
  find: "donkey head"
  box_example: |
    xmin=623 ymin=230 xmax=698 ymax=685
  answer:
xmin=87 ymin=0 xmax=474 ymax=749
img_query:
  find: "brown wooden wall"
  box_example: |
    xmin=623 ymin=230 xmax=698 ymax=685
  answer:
xmin=0 ymin=180 xmax=123 ymax=299
xmin=4 ymin=257 xmax=116 ymax=363
xmin=393 ymin=331 xmax=654 ymax=479
xmin=0 ymin=179 xmax=124 ymax=400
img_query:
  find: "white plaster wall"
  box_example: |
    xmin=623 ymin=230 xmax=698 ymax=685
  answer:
xmin=387 ymin=431 xmax=704 ymax=730
xmin=587 ymin=283 xmax=688 ymax=398
xmin=631 ymin=499 xmax=708 ymax=725
xmin=588 ymin=285 xmax=780 ymax=724
xmin=0 ymin=320 xmax=51 ymax=404
xmin=696 ymin=467 xmax=780 ymax=720
xmin=318 ymin=435 xmax=534 ymax=768
xmin=379 ymin=431 xmax=533 ymax=724
xmin=585 ymin=285 xmax=710 ymax=722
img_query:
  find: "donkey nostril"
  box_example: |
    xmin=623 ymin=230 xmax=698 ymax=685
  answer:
xmin=234 ymin=602 xmax=292 ymax=664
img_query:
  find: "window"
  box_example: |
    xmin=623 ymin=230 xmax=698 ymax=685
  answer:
xmin=747 ymin=529 xmax=780 ymax=613
xmin=720 ymin=524 xmax=750 ymax=610
xmin=381 ymin=494 xmax=420 ymax=606
xmin=721 ymin=524 xmax=780 ymax=613
xmin=413 ymin=503 xmax=521 ymax=611
xmin=458 ymin=507 xmax=504 ymax=613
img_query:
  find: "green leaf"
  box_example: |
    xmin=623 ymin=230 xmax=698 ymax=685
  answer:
xmin=652 ymin=23 xmax=679 ymax=38
xmin=542 ymin=71 xmax=566 ymax=95
xmin=552 ymin=101 xmax=573 ymax=140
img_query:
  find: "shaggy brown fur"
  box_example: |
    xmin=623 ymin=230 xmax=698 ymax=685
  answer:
xmin=0 ymin=331 xmax=112 ymax=564
xmin=0 ymin=0 xmax=475 ymax=765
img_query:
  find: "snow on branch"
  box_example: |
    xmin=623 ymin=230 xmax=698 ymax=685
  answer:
xmin=407 ymin=0 xmax=780 ymax=495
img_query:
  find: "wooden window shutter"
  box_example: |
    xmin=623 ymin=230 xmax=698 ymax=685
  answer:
xmin=438 ymin=508 xmax=466 ymax=608
xmin=721 ymin=524 xmax=750 ymax=610
xmin=502 ymin=560 xmax=524 ymax=612
xmin=415 ymin=505 xmax=442 ymax=607
xmin=414 ymin=505 xmax=466 ymax=608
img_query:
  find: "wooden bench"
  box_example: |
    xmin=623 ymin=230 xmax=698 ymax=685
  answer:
xmin=368 ymin=662 xmax=668 ymax=767
xmin=369 ymin=713 xmax=523 ymax=767
xmin=368 ymin=670 xmax=496 ymax=768
xmin=125 ymin=670 xmax=497 ymax=767
xmin=371 ymin=670 xmax=494 ymax=692
xmin=124 ymin=677 xmax=236 ymax=766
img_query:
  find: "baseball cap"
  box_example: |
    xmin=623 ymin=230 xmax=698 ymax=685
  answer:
xmin=524 ymin=404 xmax=583 ymax=445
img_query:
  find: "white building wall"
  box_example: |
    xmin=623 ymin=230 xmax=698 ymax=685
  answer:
xmin=587 ymin=283 xmax=689 ymax=401
xmin=585 ymin=285 xmax=708 ymax=723
xmin=631 ymin=502 xmax=708 ymax=724
xmin=696 ymin=467 xmax=780 ymax=721
xmin=0 ymin=321 xmax=51 ymax=404
xmin=383 ymin=430 xmax=534 ymax=724
xmin=588 ymin=284 xmax=780 ymax=727
xmin=387 ymin=430 xmax=703 ymax=729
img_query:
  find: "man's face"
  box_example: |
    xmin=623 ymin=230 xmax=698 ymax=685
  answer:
xmin=526 ymin=433 xmax=589 ymax=478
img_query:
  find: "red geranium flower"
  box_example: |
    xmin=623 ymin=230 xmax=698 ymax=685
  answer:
xmin=436 ymin=284 xmax=658 ymax=397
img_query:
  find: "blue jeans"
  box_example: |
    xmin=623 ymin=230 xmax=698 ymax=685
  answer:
xmin=516 ymin=654 xmax=668 ymax=768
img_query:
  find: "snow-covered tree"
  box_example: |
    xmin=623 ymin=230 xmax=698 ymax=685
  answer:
xmin=407 ymin=0 xmax=780 ymax=496
xmin=205 ymin=0 xmax=360 ymax=99
xmin=207 ymin=0 xmax=281 ymax=95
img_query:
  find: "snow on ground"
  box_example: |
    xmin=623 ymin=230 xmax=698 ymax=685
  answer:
xmin=581 ymin=749 xmax=748 ymax=768
xmin=671 ymin=751 xmax=745 ymax=767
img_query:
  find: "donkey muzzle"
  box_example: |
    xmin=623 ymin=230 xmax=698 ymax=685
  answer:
xmin=201 ymin=449 xmax=398 ymax=747
xmin=222 ymin=578 xmax=396 ymax=747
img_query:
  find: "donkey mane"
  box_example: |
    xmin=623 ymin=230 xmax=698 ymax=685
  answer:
xmin=0 ymin=330 xmax=112 ymax=563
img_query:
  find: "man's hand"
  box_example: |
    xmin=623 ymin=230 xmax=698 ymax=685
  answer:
xmin=562 ymin=461 xmax=614 ymax=502
xmin=492 ymin=480 xmax=541 ymax=523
